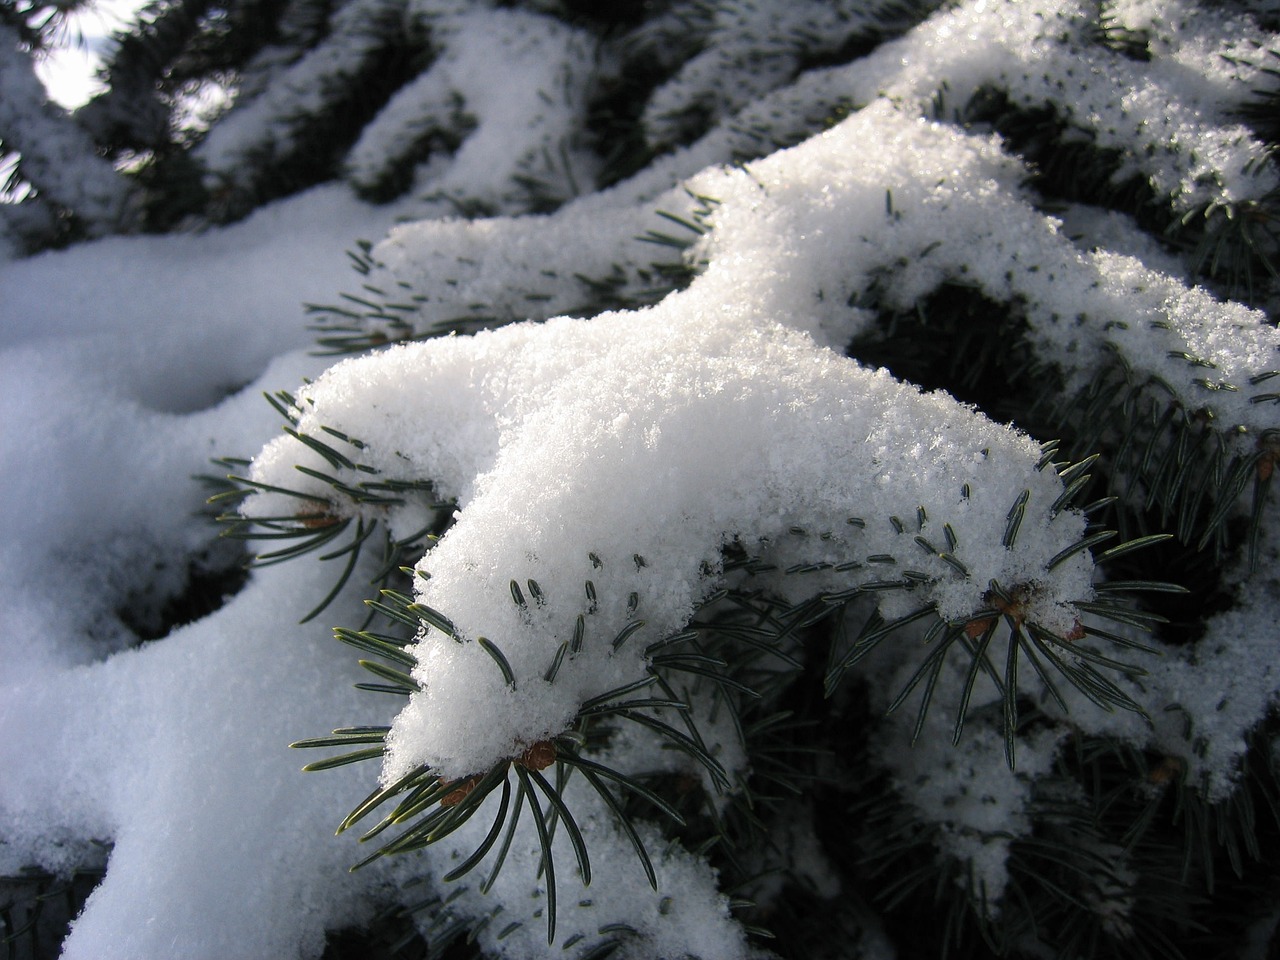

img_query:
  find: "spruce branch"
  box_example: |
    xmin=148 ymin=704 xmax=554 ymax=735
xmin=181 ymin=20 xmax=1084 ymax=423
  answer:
xmin=0 ymin=21 xmax=137 ymax=247
xmin=307 ymin=195 xmax=714 ymax=353
xmin=15 ymin=1 xmax=1280 ymax=957
xmin=211 ymin=395 xmax=453 ymax=620
xmin=293 ymin=592 xmax=752 ymax=937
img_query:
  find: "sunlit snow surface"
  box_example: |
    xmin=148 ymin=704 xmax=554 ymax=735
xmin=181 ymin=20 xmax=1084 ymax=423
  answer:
xmin=0 ymin=186 xmax=417 ymax=957
xmin=2 ymin=0 xmax=1280 ymax=957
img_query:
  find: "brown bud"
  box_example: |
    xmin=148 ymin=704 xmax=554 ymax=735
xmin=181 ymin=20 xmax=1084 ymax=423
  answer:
xmin=1258 ymin=434 xmax=1280 ymax=483
xmin=518 ymin=740 xmax=557 ymax=771
xmin=439 ymin=775 xmax=482 ymax=807
xmin=965 ymin=617 xmax=995 ymax=640
xmin=298 ymin=510 xmax=340 ymax=529
xmin=1148 ymin=756 xmax=1185 ymax=786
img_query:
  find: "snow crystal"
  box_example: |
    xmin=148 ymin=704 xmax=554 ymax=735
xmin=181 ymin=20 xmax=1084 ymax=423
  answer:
xmin=245 ymin=67 xmax=1271 ymax=793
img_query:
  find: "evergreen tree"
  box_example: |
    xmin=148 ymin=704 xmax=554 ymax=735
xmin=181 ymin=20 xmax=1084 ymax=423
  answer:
xmin=3 ymin=0 xmax=1280 ymax=958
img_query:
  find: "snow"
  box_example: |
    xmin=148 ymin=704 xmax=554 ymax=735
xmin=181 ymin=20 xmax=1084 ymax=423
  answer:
xmin=193 ymin=0 xmax=411 ymax=203
xmin=402 ymin=775 xmax=756 ymax=960
xmin=2 ymin=0 xmax=1279 ymax=957
xmin=0 ymin=22 xmax=133 ymax=234
xmin=637 ymin=0 xmax=925 ymax=149
xmin=1064 ymin=521 xmax=1280 ymax=802
xmin=31 ymin=0 xmax=144 ymax=109
xmin=861 ymin=624 xmax=1070 ymax=909
xmin=252 ymin=225 xmax=1098 ymax=784
xmin=345 ymin=7 xmax=601 ymax=209
xmin=0 ymin=560 xmax=390 ymax=960
xmin=0 ymin=185 xmax=415 ymax=956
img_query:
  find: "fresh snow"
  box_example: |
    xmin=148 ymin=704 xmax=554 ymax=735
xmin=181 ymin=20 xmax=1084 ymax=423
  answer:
xmin=2 ymin=0 xmax=1279 ymax=957
xmin=345 ymin=6 xmax=601 ymax=209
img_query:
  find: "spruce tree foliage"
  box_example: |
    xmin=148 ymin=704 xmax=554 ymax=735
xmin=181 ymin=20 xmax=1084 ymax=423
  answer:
xmin=4 ymin=0 xmax=1280 ymax=958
